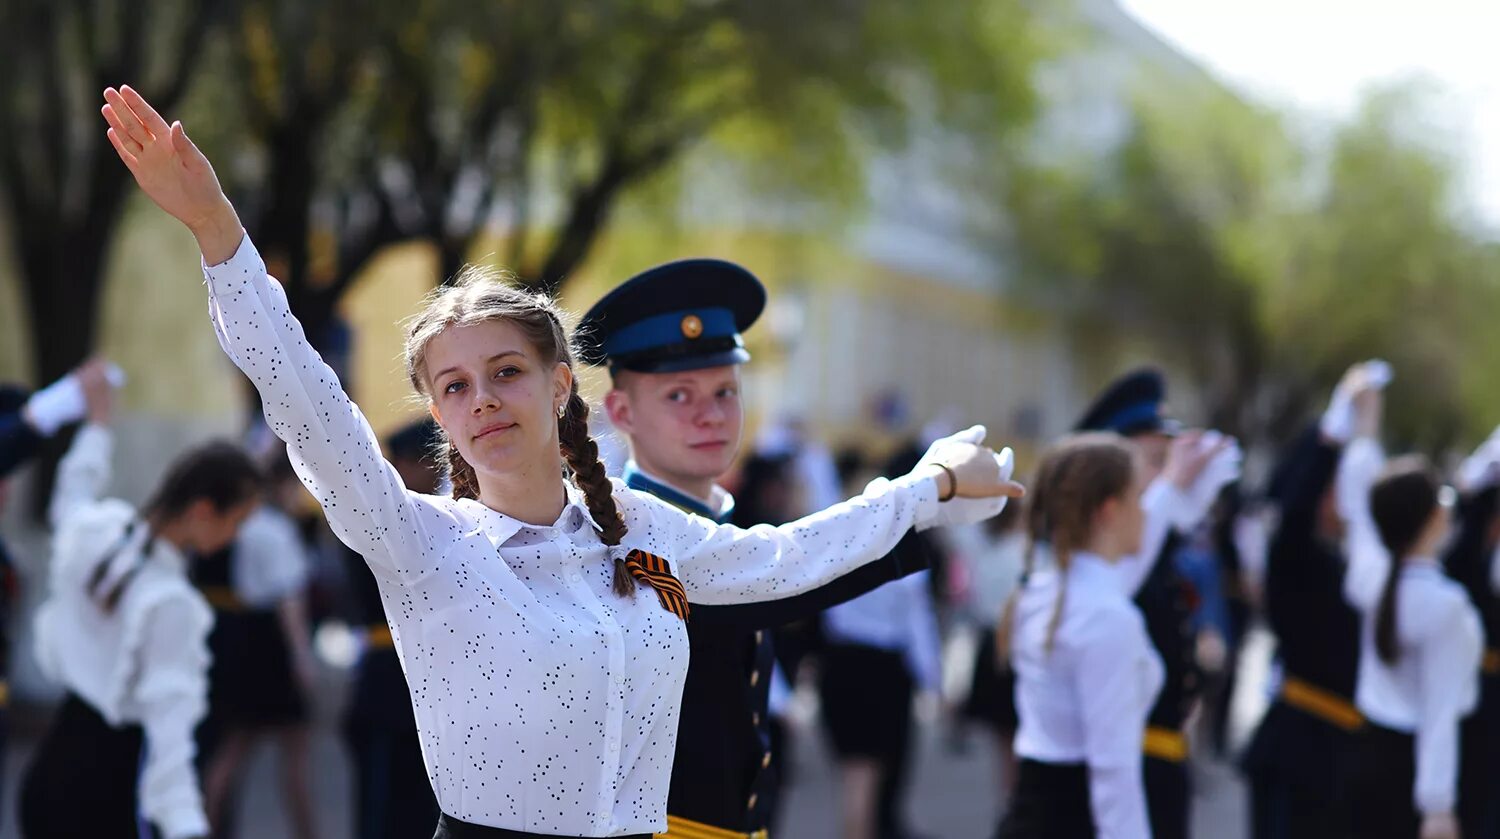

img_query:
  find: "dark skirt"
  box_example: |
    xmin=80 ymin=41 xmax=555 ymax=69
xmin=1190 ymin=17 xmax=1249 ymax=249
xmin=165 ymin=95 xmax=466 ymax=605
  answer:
xmin=1242 ymin=699 xmax=1359 ymax=839
xmin=20 ymin=694 xmax=157 ymax=838
xmin=962 ymin=626 xmax=1019 ymax=734
xmin=995 ymin=759 xmax=1095 ymax=839
xmin=432 ymin=813 xmax=648 ymax=838
xmin=818 ymin=642 xmax=914 ymax=760
xmin=1458 ymin=673 xmax=1500 ymax=839
xmin=206 ymin=607 xmax=308 ymax=727
xmin=1347 ymin=722 xmax=1421 ymax=839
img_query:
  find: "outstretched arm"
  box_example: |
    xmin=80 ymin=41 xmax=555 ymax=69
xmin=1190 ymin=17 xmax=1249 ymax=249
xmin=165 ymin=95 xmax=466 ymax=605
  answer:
xmin=102 ymin=86 xmax=455 ymax=585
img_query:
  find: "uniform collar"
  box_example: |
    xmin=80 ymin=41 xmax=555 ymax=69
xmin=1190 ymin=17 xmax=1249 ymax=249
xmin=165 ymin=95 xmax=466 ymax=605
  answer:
xmin=623 ymin=461 xmax=735 ymax=524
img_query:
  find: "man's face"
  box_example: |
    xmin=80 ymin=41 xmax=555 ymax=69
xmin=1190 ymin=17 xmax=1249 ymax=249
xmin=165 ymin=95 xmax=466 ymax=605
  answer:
xmin=605 ymin=365 xmax=744 ymax=487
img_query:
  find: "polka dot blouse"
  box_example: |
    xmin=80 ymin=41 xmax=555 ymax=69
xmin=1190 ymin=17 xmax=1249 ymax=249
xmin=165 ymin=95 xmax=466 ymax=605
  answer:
xmin=202 ymin=235 xmax=941 ymax=836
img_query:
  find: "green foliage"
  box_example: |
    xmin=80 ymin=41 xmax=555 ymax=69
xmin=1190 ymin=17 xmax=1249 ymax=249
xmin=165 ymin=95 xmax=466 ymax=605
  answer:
xmin=995 ymin=74 xmax=1500 ymax=450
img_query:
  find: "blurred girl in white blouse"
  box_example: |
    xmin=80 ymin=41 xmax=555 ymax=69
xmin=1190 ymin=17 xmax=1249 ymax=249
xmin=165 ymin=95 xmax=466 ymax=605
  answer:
xmin=1338 ymin=380 xmax=1481 ymax=839
xmin=997 ymin=433 xmax=1163 ymax=839
xmin=20 ymin=388 xmax=261 ymax=839
xmin=100 ymin=84 xmax=1022 ymax=839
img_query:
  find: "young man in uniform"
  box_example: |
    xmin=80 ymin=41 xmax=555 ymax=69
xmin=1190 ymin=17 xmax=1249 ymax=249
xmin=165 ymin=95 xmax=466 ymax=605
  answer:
xmin=580 ymin=259 xmax=1012 ymax=839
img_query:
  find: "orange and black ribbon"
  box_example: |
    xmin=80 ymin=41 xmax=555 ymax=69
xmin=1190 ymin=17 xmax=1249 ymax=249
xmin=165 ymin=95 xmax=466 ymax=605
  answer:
xmin=624 ymin=549 xmax=690 ymax=622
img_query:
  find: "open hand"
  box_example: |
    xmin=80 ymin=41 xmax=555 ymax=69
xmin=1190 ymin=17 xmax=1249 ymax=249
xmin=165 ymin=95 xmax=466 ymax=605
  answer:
xmin=101 ymin=85 xmax=242 ymax=262
xmin=920 ymin=425 xmax=1027 ymax=500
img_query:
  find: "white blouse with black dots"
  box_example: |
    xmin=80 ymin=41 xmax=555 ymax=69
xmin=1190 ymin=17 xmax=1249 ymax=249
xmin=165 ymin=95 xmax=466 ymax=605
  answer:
xmin=203 ymin=235 xmax=946 ymax=837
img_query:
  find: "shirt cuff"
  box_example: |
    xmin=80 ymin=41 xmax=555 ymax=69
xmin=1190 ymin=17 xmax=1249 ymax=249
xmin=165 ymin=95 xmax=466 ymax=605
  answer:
xmin=159 ymin=805 xmax=209 ymax=839
xmin=201 ymin=233 xmax=261 ymax=287
xmin=890 ymin=470 xmax=941 ymax=527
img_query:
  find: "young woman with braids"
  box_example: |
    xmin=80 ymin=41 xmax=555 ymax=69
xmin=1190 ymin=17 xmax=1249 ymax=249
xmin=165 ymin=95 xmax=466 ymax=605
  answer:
xmin=1338 ymin=382 xmax=1482 ymax=839
xmin=99 ymin=85 xmax=1023 ymax=839
xmin=995 ymin=433 xmax=1164 ymax=839
xmin=20 ymin=374 xmax=261 ymax=839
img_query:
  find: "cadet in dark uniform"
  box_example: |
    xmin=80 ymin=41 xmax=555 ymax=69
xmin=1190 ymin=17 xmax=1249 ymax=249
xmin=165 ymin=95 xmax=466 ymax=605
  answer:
xmin=1073 ymin=369 xmax=1239 ymax=839
xmin=580 ymin=260 xmax=1012 ymax=839
xmin=1445 ymin=432 xmax=1500 ymax=839
xmin=1240 ymin=437 xmax=1361 ymax=835
xmin=341 ymin=419 xmax=443 ymax=839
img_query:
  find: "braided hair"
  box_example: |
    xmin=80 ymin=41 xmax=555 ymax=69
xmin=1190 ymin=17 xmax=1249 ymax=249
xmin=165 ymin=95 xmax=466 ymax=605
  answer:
xmin=405 ymin=265 xmax=634 ymax=595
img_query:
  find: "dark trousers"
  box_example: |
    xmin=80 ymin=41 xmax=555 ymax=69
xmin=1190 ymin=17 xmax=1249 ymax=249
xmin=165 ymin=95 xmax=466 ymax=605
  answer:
xmin=995 ymin=759 xmax=1094 ymax=839
xmin=1459 ymin=675 xmax=1500 ymax=839
xmin=1144 ymin=755 xmax=1189 ymax=839
xmin=432 ymin=813 xmax=648 ymax=838
xmin=347 ymin=721 xmax=440 ymax=839
xmin=1347 ymin=723 xmax=1421 ymax=839
xmin=20 ymin=694 xmax=159 ymax=838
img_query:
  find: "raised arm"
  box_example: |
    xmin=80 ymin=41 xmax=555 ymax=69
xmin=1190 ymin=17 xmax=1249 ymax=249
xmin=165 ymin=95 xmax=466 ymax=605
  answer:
xmin=102 ymin=85 xmax=453 ymax=584
xmin=1116 ymin=432 xmax=1241 ymax=595
xmin=49 ymin=424 xmax=114 ymax=532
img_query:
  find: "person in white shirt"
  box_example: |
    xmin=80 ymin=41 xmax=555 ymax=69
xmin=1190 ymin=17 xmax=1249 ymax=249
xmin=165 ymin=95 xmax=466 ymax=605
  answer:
xmin=1337 ymin=377 xmax=1482 ymax=839
xmin=99 ymin=84 xmax=1023 ymax=839
xmin=819 ymin=570 xmax=944 ymax=839
xmin=197 ymin=450 xmax=320 ymax=839
xmin=18 ymin=388 xmax=261 ymax=839
xmin=996 ymin=433 xmax=1165 ymax=839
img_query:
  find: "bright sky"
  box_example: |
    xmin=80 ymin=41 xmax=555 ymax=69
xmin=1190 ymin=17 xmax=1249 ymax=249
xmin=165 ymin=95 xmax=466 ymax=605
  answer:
xmin=1119 ymin=0 xmax=1500 ymax=228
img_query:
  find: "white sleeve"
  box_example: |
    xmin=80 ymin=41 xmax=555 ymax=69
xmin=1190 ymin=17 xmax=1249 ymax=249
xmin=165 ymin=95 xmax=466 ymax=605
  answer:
xmin=203 ymin=236 xmax=457 ymax=585
xmin=48 ymin=423 xmax=112 ymax=531
xmin=901 ymin=572 xmax=944 ymax=693
xmin=1074 ymin=614 xmax=1155 ymax=839
xmin=1413 ymin=602 xmax=1483 ymax=816
xmin=1339 ymin=438 xmax=1390 ymax=611
xmin=1112 ymin=476 xmax=1186 ymax=595
xmin=233 ymin=509 xmax=311 ymax=604
xmin=135 ymin=597 xmax=212 ymax=839
xmin=631 ymin=472 xmax=939 ymax=604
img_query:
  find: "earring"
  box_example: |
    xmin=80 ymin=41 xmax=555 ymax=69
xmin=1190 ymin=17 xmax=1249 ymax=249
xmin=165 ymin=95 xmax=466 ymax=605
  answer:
xmin=557 ymin=403 xmax=567 ymax=419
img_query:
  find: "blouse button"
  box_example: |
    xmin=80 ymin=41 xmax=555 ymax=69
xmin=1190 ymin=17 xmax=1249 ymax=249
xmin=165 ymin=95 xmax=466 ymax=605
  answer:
xmin=609 ymin=740 xmax=620 ymax=752
xmin=747 ymin=793 xmax=758 ymax=810
xmin=570 ymin=573 xmax=582 ymax=583
xmin=750 ymin=670 xmax=761 ymax=687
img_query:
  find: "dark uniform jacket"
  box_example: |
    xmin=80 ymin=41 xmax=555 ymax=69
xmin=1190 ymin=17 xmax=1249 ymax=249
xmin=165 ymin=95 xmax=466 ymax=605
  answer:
xmin=625 ymin=466 xmax=933 ymax=832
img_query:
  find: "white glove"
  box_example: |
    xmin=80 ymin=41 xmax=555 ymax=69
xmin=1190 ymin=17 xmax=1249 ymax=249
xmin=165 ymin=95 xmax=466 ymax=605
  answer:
xmin=914 ymin=424 xmax=1016 ymax=531
xmin=1458 ymin=426 xmax=1500 ymax=492
xmin=22 ymin=362 xmax=126 ymax=436
xmin=1319 ymin=359 xmax=1392 ymax=443
xmin=1169 ymin=431 xmax=1243 ymax=531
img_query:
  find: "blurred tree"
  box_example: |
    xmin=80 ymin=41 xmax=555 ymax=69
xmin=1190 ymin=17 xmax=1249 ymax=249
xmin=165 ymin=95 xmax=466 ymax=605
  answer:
xmin=0 ymin=0 xmax=224 ymax=386
xmin=994 ymin=77 xmax=1500 ymax=450
xmin=223 ymin=0 xmax=1043 ymax=348
xmin=0 ymin=0 xmax=225 ymax=517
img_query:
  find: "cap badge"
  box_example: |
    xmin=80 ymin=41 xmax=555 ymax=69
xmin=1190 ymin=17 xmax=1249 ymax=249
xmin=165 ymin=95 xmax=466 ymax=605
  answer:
xmin=681 ymin=314 xmax=704 ymax=339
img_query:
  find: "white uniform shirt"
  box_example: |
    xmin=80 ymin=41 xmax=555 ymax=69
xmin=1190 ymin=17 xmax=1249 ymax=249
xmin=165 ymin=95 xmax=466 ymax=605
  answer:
xmin=33 ymin=425 xmax=213 ymax=839
xmin=1010 ymin=551 xmax=1164 ymax=839
xmin=231 ymin=505 xmax=311 ymax=608
xmin=822 ymin=572 xmax=944 ymax=693
xmin=203 ymin=235 xmax=955 ymax=836
xmin=1339 ymin=438 xmax=1483 ymax=816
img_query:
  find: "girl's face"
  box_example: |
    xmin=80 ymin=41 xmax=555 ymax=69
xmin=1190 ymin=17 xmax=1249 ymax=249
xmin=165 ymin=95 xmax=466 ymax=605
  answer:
xmin=1097 ymin=460 xmax=1147 ymax=559
xmin=423 ymin=319 xmax=572 ymax=482
xmin=183 ymin=497 xmax=258 ymax=555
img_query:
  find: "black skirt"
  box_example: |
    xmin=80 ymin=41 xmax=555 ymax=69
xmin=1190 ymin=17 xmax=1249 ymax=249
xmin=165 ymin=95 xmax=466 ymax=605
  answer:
xmin=962 ymin=627 xmax=1018 ymax=734
xmin=818 ymin=642 xmax=914 ymax=760
xmin=1347 ymin=722 xmax=1421 ymax=839
xmin=206 ymin=607 xmax=308 ymax=727
xmin=19 ymin=694 xmax=158 ymax=838
xmin=995 ymin=759 xmax=1095 ymax=839
xmin=432 ymin=813 xmax=648 ymax=838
